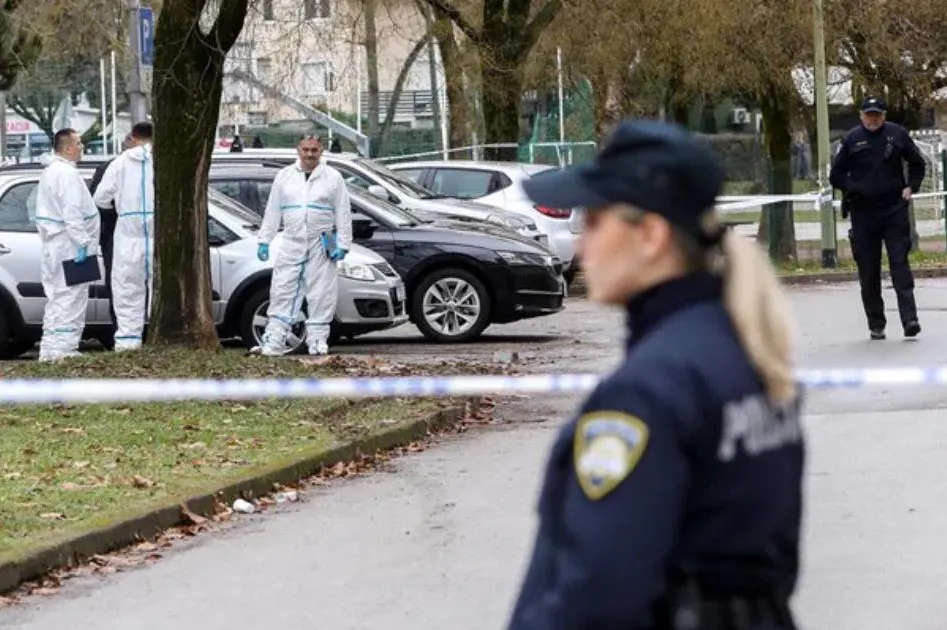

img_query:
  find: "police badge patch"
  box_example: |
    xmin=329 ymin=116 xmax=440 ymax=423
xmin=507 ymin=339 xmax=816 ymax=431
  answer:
xmin=573 ymin=411 xmax=650 ymax=500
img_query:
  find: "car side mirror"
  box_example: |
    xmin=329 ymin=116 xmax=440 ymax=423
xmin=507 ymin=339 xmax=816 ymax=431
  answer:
xmin=352 ymin=217 xmax=377 ymax=240
xmin=208 ymin=234 xmax=225 ymax=246
xmin=367 ymin=184 xmax=387 ymax=200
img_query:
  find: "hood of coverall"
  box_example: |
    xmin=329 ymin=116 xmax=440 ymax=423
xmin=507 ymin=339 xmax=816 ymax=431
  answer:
xmin=125 ymin=143 xmax=152 ymax=163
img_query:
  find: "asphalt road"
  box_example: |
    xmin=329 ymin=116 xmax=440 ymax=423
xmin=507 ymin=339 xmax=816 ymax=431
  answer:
xmin=5 ymin=280 xmax=947 ymax=629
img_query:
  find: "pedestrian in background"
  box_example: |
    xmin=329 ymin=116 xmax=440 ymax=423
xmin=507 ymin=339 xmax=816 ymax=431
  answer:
xmin=230 ymin=134 xmax=244 ymax=152
xmin=507 ymin=120 xmax=803 ymax=630
xmin=92 ymin=122 xmax=154 ymax=352
xmin=830 ymin=97 xmax=926 ymax=340
xmin=35 ymin=128 xmax=101 ymax=362
xmin=253 ymin=135 xmax=352 ymax=356
xmin=252 ymin=134 xmax=264 ymax=148
xmin=89 ymin=132 xmax=134 ymax=348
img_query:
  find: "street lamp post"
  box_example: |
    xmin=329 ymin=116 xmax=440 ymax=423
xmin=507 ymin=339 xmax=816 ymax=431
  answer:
xmin=126 ymin=0 xmax=149 ymax=123
xmin=813 ymin=0 xmax=837 ymax=268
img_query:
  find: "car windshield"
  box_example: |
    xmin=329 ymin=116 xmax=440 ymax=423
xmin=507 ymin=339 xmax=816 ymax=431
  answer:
xmin=353 ymin=157 xmax=440 ymax=199
xmin=208 ymin=188 xmax=261 ymax=228
xmin=348 ymin=185 xmax=427 ymax=227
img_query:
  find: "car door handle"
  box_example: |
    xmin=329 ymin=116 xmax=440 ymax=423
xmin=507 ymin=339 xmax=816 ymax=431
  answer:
xmin=0 ymin=244 xmax=11 ymax=255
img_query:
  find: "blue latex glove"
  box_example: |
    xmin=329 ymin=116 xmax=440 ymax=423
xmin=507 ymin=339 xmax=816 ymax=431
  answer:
xmin=330 ymin=247 xmax=347 ymax=262
xmin=74 ymin=246 xmax=88 ymax=264
xmin=257 ymin=243 xmax=269 ymax=262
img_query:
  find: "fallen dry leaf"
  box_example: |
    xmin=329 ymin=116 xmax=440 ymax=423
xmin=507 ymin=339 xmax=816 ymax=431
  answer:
xmin=0 ymin=596 xmax=17 ymax=608
xmin=180 ymin=505 xmax=208 ymax=526
xmin=72 ymin=461 xmax=90 ymax=469
xmin=39 ymin=512 xmax=65 ymax=520
xmin=60 ymin=427 xmax=84 ymax=434
xmin=28 ymin=587 xmax=59 ymax=596
xmin=3 ymin=471 xmax=21 ymax=480
xmin=132 ymin=475 xmax=154 ymax=489
xmin=134 ymin=541 xmax=160 ymax=553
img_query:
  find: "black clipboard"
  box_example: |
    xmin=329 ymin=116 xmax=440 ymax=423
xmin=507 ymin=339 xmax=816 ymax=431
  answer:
xmin=62 ymin=256 xmax=101 ymax=287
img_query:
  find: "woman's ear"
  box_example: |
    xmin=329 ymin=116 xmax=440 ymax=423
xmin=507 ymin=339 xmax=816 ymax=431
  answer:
xmin=635 ymin=213 xmax=676 ymax=262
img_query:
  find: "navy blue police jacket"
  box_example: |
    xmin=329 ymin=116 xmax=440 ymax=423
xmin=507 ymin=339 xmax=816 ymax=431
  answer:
xmin=507 ymin=272 xmax=805 ymax=629
xmin=829 ymin=121 xmax=925 ymax=212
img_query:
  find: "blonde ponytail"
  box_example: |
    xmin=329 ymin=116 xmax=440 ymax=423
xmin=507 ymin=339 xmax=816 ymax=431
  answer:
xmin=718 ymin=230 xmax=798 ymax=405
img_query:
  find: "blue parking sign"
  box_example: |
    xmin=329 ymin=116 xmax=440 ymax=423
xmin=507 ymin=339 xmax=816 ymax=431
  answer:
xmin=139 ymin=7 xmax=154 ymax=67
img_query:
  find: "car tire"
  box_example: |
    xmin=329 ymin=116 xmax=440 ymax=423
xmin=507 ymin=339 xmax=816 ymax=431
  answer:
xmin=411 ymin=267 xmax=491 ymax=343
xmin=0 ymin=308 xmax=33 ymax=358
xmin=237 ymin=287 xmax=308 ymax=355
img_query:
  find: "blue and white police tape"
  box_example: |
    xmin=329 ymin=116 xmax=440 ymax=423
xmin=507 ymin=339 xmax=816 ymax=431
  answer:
xmin=1 ymin=368 xmax=947 ymax=405
xmin=715 ymin=190 xmax=947 ymax=215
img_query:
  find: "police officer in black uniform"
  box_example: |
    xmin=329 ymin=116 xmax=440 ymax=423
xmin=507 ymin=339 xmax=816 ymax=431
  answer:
xmin=507 ymin=120 xmax=804 ymax=630
xmin=830 ymin=97 xmax=926 ymax=340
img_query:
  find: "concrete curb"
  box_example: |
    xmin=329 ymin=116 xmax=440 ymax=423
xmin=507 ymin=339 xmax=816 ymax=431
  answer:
xmin=567 ymin=266 xmax=947 ymax=297
xmin=0 ymin=400 xmax=474 ymax=595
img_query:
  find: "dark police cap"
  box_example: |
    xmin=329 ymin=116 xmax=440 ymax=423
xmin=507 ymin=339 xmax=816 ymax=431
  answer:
xmin=521 ymin=119 xmax=724 ymax=237
xmin=860 ymin=97 xmax=886 ymax=113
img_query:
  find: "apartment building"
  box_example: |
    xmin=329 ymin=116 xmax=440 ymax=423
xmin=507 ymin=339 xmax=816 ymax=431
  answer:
xmin=219 ymin=0 xmax=444 ymax=131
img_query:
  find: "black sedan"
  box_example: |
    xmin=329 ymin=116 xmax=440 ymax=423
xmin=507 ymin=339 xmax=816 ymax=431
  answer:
xmin=208 ymin=165 xmax=566 ymax=342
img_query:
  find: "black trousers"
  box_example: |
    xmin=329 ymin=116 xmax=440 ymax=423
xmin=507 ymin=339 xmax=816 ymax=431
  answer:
xmin=848 ymin=202 xmax=917 ymax=330
xmin=99 ymin=208 xmax=118 ymax=344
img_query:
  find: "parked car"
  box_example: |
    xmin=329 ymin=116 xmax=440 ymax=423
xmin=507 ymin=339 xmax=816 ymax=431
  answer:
xmin=346 ymin=185 xmax=566 ymax=342
xmin=0 ymin=167 xmax=408 ymax=357
xmin=387 ymin=160 xmax=583 ymax=281
xmin=208 ymin=149 xmax=550 ymax=247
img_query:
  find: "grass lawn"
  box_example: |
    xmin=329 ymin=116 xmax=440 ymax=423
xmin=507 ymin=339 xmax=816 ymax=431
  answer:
xmin=778 ymin=247 xmax=947 ymax=275
xmin=0 ymin=349 xmax=446 ymax=561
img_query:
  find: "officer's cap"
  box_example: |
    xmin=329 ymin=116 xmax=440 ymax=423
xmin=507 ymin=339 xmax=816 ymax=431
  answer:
xmin=860 ymin=97 xmax=886 ymax=113
xmin=521 ymin=120 xmax=724 ymax=238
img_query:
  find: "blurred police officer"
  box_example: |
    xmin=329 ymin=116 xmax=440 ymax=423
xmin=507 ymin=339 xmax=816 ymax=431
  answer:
xmin=830 ymin=97 xmax=926 ymax=340
xmin=507 ymin=120 xmax=804 ymax=630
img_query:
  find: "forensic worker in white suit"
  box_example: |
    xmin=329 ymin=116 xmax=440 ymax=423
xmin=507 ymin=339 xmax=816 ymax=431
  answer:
xmin=92 ymin=122 xmax=154 ymax=352
xmin=34 ymin=128 xmax=101 ymax=362
xmin=254 ymin=135 xmax=352 ymax=356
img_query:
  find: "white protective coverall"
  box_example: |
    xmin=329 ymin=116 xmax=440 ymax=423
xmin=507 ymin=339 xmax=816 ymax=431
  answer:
xmin=257 ymin=159 xmax=352 ymax=354
xmin=34 ymin=155 xmax=101 ymax=361
xmin=92 ymin=143 xmax=154 ymax=351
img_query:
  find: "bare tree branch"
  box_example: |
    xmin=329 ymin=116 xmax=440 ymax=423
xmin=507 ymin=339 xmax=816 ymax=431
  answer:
xmin=210 ymin=0 xmax=251 ymax=54
xmin=417 ymin=0 xmax=480 ymax=45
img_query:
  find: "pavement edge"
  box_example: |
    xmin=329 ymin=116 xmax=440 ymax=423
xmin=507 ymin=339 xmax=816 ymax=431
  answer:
xmin=568 ymin=266 xmax=947 ymax=296
xmin=0 ymin=399 xmax=475 ymax=595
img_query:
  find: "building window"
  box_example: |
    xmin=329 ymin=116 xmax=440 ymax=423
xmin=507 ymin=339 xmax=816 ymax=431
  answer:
xmin=261 ymin=0 xmax=274 ymax=20
xmin=300 ymin=62 xmax=328 ymax=96
xmin=248 ymin=111 xmax=268 ymax=126
xmin=304 ymin=0 xmax=330 ymax=19
xmin=255 ymin=57 xmax=272 ymax=84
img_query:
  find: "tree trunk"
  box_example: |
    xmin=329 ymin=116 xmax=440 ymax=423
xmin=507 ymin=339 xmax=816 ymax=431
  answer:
xmin=756 ymin=85 xmax=797 ymax=263
xmin=149 ymin=0 xmax=249 ymax=348
xmin=377 ymin=35 xmax=430 ymax=155
xmin=589 ymin=70 xmax=622 ymax=144
xmin=363 ymin=0 xmax=381 ymax=155
xmin=437 ymin=20 xmax=470 ymax=148
xmin=480 ymin=51 xmax=522 ymax=161
xmin=431 ymin=11 xmax=467 ymax=151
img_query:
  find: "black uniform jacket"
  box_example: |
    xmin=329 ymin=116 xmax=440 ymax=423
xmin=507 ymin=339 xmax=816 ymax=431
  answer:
xmin=830 ymin=122 xmax=925 ymax=212
xmin=508 ymin=272 xmax=805 ymax=629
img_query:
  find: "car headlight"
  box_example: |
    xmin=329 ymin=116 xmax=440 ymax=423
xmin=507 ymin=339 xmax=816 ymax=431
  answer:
xmin=338 ymin=261 xmax=376 ymax=281
xmin=498 ymin=250 xmax=551 ymax=266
